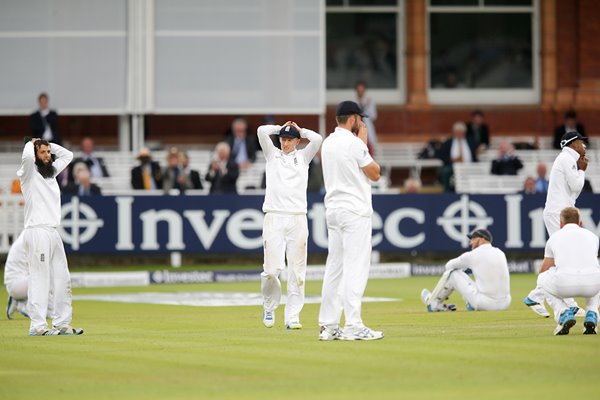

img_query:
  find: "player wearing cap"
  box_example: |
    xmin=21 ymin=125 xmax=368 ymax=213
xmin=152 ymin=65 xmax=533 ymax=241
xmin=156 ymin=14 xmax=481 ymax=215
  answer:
xmin=257 ymin=121 xmax=322 ymax=329
xmin=318 ymin=101 xmax=383 ymax=341
xmin=536 ymin=207 xmax=600 ymax=335
xmin=524 ymin=131 xmax=588 ymax=318
xmin=18 ymin=138 xmax=83 ymax=336
xmin=420 ymin=228 xmax=511 ymax=312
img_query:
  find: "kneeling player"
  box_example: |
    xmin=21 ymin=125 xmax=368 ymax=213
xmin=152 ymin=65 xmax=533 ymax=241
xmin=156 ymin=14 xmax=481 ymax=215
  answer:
xmin=4 ymin=232 xmax=30 ymax=319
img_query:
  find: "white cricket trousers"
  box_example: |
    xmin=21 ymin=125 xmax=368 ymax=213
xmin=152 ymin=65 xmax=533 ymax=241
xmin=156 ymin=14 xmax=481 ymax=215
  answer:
xmin=538 ymin=268 xmax=600 ymax=322
xmin=261 ymin=213 xmax=307 ymax=324
xmin=319 ymin=208 xmax=372 ymax=331
xmin=432 ymin=270 xmax=511 ymax=311
xmin=23 ymin=227 xmax=73 ymax=332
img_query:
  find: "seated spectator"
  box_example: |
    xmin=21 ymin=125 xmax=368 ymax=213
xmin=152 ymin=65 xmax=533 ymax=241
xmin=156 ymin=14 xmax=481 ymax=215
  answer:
xmin=131 ymin=148 xmax=162 ymax=190
xmin=64 ymin=168 xmax=102 ymax=197
xmin=206 ymin=142 xmax=239 ymax=194
xmin=535 ymin=162 xmax=549 ymax=193
xmin=403 ymin=178 xmax=421 ymax=194
xmin=162 ymin=147 xmax=187 ymax=194
xmin=522 ymin=177 xmax=537 ymax=194
xmin=438 ymin=122 xmax=477 ymax=192
xmin=553 ymin=110 xmax=586 ymax=150
xmin=70 ymin=137 xmax=109 ymax=183
xmin=225 ymin=118 xmax=257 ymax=170
xmin=418 ymin=139 xmax=442 ymax=160
xmin=181 ymin=151 xmax=203 ymax=190
xmin=491 ymin=141 xmax=523 ymax=175
xmin=466 ymin=109 xmax=490 ymax=155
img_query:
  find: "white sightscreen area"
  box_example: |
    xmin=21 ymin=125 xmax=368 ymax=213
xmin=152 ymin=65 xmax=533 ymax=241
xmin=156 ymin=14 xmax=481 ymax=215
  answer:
xmin=0 ymin=0 xmax=127 ymax=114
xmin=153 ymin=0 xmax=324 ymax=114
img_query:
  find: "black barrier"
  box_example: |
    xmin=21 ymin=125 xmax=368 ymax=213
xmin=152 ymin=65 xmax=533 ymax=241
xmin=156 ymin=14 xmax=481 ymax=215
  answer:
xmin=59 ymin=193 xmax=600 ymax=253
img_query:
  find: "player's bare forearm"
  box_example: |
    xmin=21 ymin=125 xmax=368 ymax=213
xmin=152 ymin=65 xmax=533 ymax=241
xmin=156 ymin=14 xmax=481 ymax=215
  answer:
xmin=539 ymin=257 xmax=555 ymax=273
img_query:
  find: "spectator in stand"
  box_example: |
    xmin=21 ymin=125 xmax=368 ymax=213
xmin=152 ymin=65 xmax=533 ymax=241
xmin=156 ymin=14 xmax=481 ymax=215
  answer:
xmin=355 ymin=81 xmax=378 ymax=155
xmin=64 ymin=167 xmax=102 ymax=197
xmin=535 ymin=162 xmax=549 ymax=193
xmin=162 ymin=147 xmax=186 ymax=194
xmin=465 ymin=110 xmax=489 ymax=155
xmin=403 ymin=178 xmax=421 ymax=194
xmin=522 ymin=177 xmax=537 ymax=194
xmin=29 ymin=93 xmax=61 ymax=145
xmin=131 ymin=148 xmax=162 ymax=190
xmin=438 ymin=122 xmax=477 ymax=192
xmin=69 ymin=137 xmax=109 ymax=184
xmin=206 ymin=142 xmax=239 ymax=194
xmin=181 ymin=151 xmax=203 ymax=190
xmin=225 ymin=118 xmax=257 ymax=171
xmin=553 ymin=110 xmax=586 ymax=150
xmin=491 ymin=141 xmax=523 ymax=175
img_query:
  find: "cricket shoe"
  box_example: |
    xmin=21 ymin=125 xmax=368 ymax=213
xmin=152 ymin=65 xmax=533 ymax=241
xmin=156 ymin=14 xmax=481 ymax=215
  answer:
xmin=29 ymin=328 xmax=60 ymax=336
xmin=56 ymin=325 xmax=84 ymax=335
xmin=583 ymin=311 xmax=598 ymax=335
xmin=6 ymin=296 xmax=15 ymax=320
xmin=553 ymin=309 xmax=576 ymax=336
xmin=569 ymin=306 xmax=585 ymax=318
xmin=523 ymin=297 xmax=550 ymax=318
xmin=319 ymin=326 xmax=343 ymax=341
xmin=286 ymin=321 xmax=302 ymax=330
xmin=341 ymin=326 xmax=384 ymax=341
xmin=421 ymin=289 xmax=455 ymax=312
xmin=262 ymin=310 xmax=274 ymax=328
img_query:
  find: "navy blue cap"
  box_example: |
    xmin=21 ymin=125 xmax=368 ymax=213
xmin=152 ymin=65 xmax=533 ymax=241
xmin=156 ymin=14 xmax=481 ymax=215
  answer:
xmin=279 ymin=125 xmax=300 ymax=139
xmin=335 ymin=101 xmax=366 ymax=118
xmin=560 ymin=131 xmax=587 ymax=149
xmin=467 ymin=228 xmax=492 ymax=242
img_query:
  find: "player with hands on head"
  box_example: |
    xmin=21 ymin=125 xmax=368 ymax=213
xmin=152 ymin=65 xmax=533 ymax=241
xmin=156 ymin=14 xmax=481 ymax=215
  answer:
xmin=524 ymin=131 xmax=588 ymax=318
xmin=257 ymin=120 xmax=323 ymax=329
xmin=421 ymin=228 xmax=511 ymax=312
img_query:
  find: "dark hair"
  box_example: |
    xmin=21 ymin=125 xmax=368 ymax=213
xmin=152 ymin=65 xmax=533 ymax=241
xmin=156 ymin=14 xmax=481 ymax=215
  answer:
xmin=33 ymin=140 xmax=55 ymax=178
xmin=38 ymin=92 xmax=48 ymax=101
xmin=471 ymin=109 xmax=484 ymax=117
xmin=34 ymin=139 xmax=50 ymax=151
xmin=565 ymin=110 xmax=577 ymax=119
xmin=336 ymin=115 xmax=352 ymax=125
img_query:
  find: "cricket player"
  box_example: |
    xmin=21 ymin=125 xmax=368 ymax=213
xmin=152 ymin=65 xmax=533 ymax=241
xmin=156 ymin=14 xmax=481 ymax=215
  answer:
xmin=421 ymin=228 xmax=511 ymax=312
xmin=318 ymin=101 xmax=383 ymax=341
xmin=4 ymin=232 xmax=30 ymax=319
xmin=258 ymin=121 xmax=322 ymax=329
xmin=18 ymin=138 xmax=83 ymax=336
xmin=524 ymin=131 xmax=588 ymax=317
xmin=536 ymin=207 xmax=600 ymax=335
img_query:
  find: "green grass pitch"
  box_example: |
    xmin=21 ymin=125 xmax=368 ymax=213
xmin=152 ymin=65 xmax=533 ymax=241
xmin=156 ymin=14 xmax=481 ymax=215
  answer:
xmin=1 ymin=273 xmax=599 ymax=400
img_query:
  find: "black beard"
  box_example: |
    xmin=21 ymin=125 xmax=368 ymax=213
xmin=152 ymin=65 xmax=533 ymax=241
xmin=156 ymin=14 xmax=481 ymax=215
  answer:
xmin=35 ymin=158 xmax=56 ymax=179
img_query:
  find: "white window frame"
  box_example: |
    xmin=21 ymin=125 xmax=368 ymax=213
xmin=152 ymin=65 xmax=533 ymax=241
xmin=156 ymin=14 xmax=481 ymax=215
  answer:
xmin=427 ymin=0 xmax=540 ymax=105
xmin=325 ymin=1 xmax=405 ymax=105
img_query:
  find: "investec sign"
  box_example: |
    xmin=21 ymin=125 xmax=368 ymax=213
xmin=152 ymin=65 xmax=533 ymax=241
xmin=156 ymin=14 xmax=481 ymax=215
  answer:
xmin=59 ymin=194 xmax=600 ymax=253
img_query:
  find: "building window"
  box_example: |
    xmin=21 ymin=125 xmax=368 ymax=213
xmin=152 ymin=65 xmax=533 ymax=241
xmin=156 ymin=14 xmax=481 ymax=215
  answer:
xmin=326 ymin=0 xmax=404 ymax=104
xmin=428 ymin=0 xmax=538 ymax=104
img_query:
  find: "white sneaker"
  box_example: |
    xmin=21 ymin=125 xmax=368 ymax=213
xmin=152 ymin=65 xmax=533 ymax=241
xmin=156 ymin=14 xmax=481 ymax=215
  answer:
xmin=286 ymin=321 xmax=302 ymax=330
xmin=56 ymin=325 xmax=84 ymax=335
xmin=523 ymin=297 xmax=550 ymax=318
xmin=263 ymin=310 xmax=274 ymax=328
xmin=319 ymin=326 xmax=343 ymax=341
xmin=29 ymin=328 xmax=60 ymax=336
xmin=341 ymin=326 xmax=384 ymax=341
xmin=6 ymin=296 xmax=16 ymax=320
xmin=420 ymin=289 xmax=431 ymax=305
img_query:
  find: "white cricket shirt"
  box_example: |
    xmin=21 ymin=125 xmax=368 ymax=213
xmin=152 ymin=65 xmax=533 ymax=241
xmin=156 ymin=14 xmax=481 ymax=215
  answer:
xmin=544 ymin=146 xmax=585 ymax=214
xmin=258 ymin=125 xmax=322 ymax=214
xmin=322 ymin=127 xmax=374 ymax=217
xmin=17 ymin=141 xmax=73 ymax=229
xmin=445 ymin=243 xmax=511 ymax=299
xmin=3 ymin=233 xmax=28 ymax=286
xmin=544 ymin=224 xmax=600 ymax=273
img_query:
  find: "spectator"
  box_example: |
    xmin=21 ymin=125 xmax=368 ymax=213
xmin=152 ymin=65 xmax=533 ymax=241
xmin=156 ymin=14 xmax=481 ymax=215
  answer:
xmin=466 ymin=109 xmax=489 ymax=155
xmin=418 ymin=139 xmax=442 ymax=160
xmin=225 ymin=118 xmax=257 ymax=170
xmin=131 ymin=148 xmax=162 ymax=190
xmin=522 ymin=177 xmax=537 ymax=194
xmin=161 ymin=147 xmax=186 ymax=194
xmin=355 ymin=81 xmax=378 ymax=155
xmin=403 ymin=178 xmax=421 ymax=194
xmin=64 ymin=168 xmax=102 ymax=197
xmin=491 ymin=141 xmax=523 ymax=175
xmin=206 ymin=142 xmax=239 ymax=194
xmin=29 ymin=92 xmax=61 ymax=145
xmin=438 ymin=122 xmax=477 ymax=192
xmin=181 ymin=151 xmax=203 ymax=190
xmin=535 ymin=162 xmax=549 ymax=193
xmin=553 ymin=110 xmax=586 ymax=150
xmin=70 ymin=137 xmax=109 ymax=183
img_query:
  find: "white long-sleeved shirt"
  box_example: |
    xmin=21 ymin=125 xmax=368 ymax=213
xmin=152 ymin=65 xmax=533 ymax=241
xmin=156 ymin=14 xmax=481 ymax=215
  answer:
xmin=258 ymin=125 xmax=322 ymax=214
xmin=3 ymin=232 xmax=28 ymax=286
xmin=17 ymin=141 xmax=73 ymax=228
xmin=445 ymin=243 xmax=511 ymax=300
xmin=544 ymin=146 xmax=585 ymax=214
xmin=545 ymin=224 xmax=600 ymax=274
xmin=322 ymin=127 xmax=375 ymax=217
